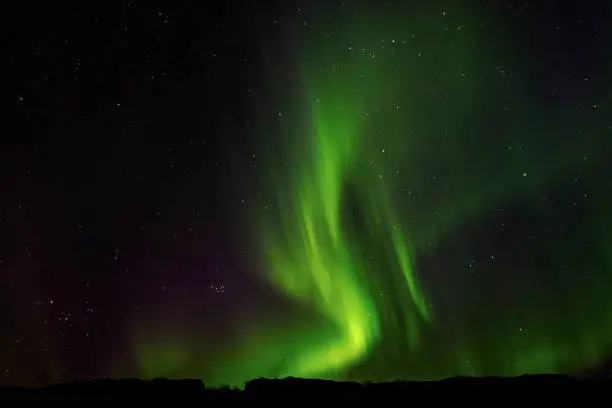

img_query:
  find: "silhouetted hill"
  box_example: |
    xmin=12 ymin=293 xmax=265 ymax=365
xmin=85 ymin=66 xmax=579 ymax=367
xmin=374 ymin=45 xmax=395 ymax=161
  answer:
xmin=1 ymin=374 xmax=611 ymax=401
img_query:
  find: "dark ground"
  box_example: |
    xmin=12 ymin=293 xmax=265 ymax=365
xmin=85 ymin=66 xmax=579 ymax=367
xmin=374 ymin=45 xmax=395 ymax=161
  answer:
xmin=1 ymin=373 xmax=611 ymax=402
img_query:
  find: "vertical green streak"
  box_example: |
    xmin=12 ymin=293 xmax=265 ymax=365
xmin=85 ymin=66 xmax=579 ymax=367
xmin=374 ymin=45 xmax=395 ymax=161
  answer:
xmin=262 ymin=61 xmax=429 ymax=380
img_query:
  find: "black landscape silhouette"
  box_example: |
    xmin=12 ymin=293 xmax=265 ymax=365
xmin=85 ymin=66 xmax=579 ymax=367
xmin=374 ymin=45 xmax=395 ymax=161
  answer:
xmin=2 ymin=360 xmax=612 ymax=402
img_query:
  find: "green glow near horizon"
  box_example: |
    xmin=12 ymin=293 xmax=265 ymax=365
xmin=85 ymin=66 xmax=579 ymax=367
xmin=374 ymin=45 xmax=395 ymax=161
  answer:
xmin=132 ymin=4 xmax=612 ymax=387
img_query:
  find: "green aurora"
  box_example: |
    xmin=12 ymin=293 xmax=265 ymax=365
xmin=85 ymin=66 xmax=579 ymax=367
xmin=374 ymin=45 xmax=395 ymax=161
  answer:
xmin=134 ymin=4 xmax=612 ymax=386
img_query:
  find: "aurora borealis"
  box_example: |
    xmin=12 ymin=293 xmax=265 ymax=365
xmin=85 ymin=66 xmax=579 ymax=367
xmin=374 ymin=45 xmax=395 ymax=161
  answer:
xmin=3 ymin=1 xmax=612 ymax=388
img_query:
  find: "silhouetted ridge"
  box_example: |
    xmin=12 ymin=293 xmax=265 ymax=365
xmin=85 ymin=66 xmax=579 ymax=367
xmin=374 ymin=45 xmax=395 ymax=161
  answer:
xmin=1 ymin=375 xmax=611 ymax=401
xmin=0 ymin=378 xmax=206 ymax=399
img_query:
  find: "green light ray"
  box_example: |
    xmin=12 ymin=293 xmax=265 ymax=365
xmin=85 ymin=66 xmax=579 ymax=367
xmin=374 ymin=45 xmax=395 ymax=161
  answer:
xmin=133 ymin=3 xmax=612 ymax=387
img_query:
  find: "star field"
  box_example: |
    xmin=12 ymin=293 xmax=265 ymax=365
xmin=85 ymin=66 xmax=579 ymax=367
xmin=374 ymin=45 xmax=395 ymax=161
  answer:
xmin=2 ymin=1 xmax=612 ymax=387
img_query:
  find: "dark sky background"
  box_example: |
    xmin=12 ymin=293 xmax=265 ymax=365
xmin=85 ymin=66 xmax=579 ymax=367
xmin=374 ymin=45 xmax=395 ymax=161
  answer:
xmin=2 ymin=1 xmax=612 ymax=387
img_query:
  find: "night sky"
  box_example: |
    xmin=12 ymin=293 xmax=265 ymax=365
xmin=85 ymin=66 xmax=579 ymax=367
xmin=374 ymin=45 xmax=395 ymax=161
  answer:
xmin=2 ymin=1 xmax=612 ymax=388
